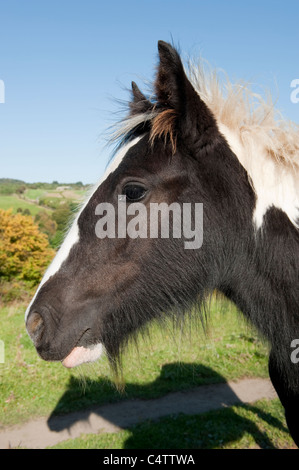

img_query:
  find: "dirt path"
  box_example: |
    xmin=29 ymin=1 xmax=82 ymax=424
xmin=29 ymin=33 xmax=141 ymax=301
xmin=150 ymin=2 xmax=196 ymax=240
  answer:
xmin=0 ymin=377 xmax=277 ymax=449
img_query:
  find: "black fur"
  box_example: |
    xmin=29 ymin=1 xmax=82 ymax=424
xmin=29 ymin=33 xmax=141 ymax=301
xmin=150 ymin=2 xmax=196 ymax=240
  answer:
xmin=26 ymin=41 xmax=299 ymax=447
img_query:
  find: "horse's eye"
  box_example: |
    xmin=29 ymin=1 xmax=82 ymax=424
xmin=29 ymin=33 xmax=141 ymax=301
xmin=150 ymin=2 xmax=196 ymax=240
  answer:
xmin=123 ymin=183 xmax=147 ymax=202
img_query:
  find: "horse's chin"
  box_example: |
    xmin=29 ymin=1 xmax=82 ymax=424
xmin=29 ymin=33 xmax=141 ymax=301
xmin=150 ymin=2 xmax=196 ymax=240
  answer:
xmin=62 ymin=343 xmax=103 ymax=368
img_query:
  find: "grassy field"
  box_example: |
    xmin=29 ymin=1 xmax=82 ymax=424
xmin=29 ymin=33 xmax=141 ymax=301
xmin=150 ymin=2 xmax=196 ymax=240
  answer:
xmin=0 ymin=295 xmax=295 ymax=448
xmin=24 ymin=187 xmax=86 ymax=202
xmin=0 ymin=194 xmax=46 ymax=215
xmin=0 ymin=186 xmax=86 ymax=216
xmin=23 ymin=188 xmax=46 ymax=200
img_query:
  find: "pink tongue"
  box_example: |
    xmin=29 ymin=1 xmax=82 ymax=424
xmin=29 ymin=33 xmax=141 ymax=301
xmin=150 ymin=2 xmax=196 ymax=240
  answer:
xmin=62 ymin=344 xmax=103 ymax=368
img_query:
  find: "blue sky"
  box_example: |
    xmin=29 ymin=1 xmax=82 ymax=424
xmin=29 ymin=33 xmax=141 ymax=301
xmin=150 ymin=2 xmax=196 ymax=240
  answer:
xmin=0 ymin=0 xmax=298 ymax=184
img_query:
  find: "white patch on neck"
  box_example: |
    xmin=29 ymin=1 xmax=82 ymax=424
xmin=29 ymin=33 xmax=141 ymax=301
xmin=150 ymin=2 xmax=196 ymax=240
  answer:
xmin=25 ymin=136 xmax=142 ymax=320
xmin=218 ymin=122 xmax=299 ymax=230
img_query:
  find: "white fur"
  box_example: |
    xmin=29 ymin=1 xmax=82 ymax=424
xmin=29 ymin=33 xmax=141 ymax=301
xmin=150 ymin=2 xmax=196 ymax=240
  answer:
xmin=188 ymin=58 xmax=299 ymax=230
xmin=218 ymin=123 xmax=299 ymax=230
xmin=25 ymin=136 xmax=142 ymax=321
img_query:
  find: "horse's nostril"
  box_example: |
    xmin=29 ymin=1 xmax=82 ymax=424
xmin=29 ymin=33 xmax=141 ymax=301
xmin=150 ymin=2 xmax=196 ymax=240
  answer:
xmin=26 ymin=311 xmax=44 ymax=343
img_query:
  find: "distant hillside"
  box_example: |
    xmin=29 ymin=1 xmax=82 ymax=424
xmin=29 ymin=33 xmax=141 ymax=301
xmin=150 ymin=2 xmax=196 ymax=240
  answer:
xmin=0 ymin=179 xmax=89 ymax=248
xmin=0 ymin=178 xmax=26 ymax=184
xmin=0 ymin=180 xmax=88 ymax=210
xmin=0 ymin=179 xmax=87 ymax=194
xmin=0 ymin=178 xmax=26 ymax=195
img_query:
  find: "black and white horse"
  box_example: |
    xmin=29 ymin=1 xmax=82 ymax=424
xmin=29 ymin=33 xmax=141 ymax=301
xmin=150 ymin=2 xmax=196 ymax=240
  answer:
xmin=25 ymin=41 xmax=299 ymax=446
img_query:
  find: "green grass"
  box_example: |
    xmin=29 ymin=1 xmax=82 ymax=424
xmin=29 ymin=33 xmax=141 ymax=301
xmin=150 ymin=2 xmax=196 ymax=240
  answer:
xmin=0 ymin=188 xmax=85 ymax=215
xmin=0 ymin=194 xmax=48 ymax=215
xmin=24 ymin=188 xmax=46 ymax=200
xmin=1 ymin=297 xmax=269 ymax=426
xmin=51 ymin=398 xmax=295 ymax=449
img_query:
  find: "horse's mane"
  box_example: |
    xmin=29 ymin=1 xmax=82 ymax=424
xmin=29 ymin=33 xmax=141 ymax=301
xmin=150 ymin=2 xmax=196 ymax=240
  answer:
xmin=187 ymin=59 xmax=299 ymax=169
xmin=111 ymin=57 xmax=299 ymax=171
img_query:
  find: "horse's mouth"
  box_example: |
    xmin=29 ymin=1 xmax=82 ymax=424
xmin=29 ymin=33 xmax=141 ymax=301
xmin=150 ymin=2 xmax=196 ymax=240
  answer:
xmin=62 ymin=343 xmax=103 ymax=368
xmin=61 ymin=329 xmax=103 ymax=368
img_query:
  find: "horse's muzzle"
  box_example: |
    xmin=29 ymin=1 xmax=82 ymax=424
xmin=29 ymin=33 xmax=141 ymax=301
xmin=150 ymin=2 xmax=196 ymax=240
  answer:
xmin=26 ymin=311 xmax=45 ymax=346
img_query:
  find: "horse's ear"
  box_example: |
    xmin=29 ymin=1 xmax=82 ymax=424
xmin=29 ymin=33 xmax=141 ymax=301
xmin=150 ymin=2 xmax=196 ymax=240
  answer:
xmin=129 ymin=81 xmax=153 ymax=116
xmin=153 ymin=41 xmax=216 ymax=147
xmin=155 ymin=41 xmax=186 ymax=110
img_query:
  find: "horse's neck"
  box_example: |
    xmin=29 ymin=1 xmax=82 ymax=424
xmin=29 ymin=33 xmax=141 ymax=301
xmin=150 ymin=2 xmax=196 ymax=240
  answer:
xmin=220 ymin=211 xmax=299 ymax=349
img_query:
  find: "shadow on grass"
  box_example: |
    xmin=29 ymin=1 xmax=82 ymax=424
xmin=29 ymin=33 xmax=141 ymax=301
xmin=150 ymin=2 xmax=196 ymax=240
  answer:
xmin=122 ymin=403 xmax=288 ymax=449
xmin=47 ymin=362 xmax=288 ymax=449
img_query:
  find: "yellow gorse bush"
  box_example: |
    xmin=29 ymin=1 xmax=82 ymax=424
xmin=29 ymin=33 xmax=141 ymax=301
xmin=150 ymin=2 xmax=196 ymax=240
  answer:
xmin=0 ymin=209 xmax=55 ymax=284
